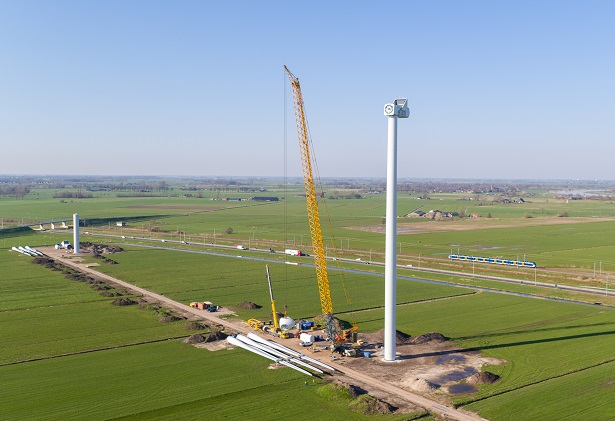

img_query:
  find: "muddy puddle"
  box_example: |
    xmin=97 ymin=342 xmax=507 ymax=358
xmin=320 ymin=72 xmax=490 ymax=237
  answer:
xmin=448 ymin=383 xmax=477 ymax=394
xmin=434 ymin=367 xmax=477 ymax=384
xmin=437 ymin=354 xmax=466 ymax=364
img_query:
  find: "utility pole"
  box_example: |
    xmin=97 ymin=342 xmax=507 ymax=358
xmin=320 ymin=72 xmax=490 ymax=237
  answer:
xmin=383 ymin=98 xmax=409 ymax=362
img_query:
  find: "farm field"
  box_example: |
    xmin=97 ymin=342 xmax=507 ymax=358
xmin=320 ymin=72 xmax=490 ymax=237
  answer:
xmin=4 ymin=178 xmax=615 ymax=419
xmin=87 ymin=245 xmax=471 ymax=322
xmin=0 ymin=234 xmax=423 ymax=420
xmin=45 ymin=239 xmax=615 ymax=419
xmin=1 ymin=340 xmax=421 ymax=421
xmin=5 ymin=185 xmax=615 ymax=273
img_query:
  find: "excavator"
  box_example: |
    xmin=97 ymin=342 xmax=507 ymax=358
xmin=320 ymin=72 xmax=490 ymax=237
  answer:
xmin=284 ymin=65 xmax=357 ymax=346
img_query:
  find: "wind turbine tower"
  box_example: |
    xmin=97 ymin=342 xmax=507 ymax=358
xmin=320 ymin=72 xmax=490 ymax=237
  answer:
xmin=73 ymin=213 xmax=80 ymax=254
xmin=383 ymin=99 xmax=409 ymax=361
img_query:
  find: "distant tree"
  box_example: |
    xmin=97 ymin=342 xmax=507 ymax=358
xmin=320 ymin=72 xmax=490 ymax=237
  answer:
xmin=225 ymin=227 xmax=234 ymax=235
xmin=487 ymin=213 xmax=492 ymax=218
xmin=15 ymin=186 xmax=30 ymax=199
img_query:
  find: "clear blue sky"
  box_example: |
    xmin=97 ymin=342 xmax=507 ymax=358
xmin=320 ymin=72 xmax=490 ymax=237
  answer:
xmin=1 ymin=1 xmax=613 ymax=180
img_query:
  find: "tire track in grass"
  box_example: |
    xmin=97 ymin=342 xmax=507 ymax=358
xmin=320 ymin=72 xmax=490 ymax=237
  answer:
xmin=334 ymin=291 xmax=479 ymax=316
xmin=457 ymin=356 xmax=615 ymax=408
xmin=0 ymin=335 xmax=190 ymax=367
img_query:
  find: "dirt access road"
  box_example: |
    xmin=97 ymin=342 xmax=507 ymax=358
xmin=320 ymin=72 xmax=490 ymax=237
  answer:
xmin=44 ymin=247 xmax=487 ymax=421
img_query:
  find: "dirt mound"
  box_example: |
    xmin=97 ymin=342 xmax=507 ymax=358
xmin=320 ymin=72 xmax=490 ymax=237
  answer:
xmin=183 ymin=334 xmax=206 ymax=344
xmin=408 ymin=377 xmax=440 ymax=392
xmin=467 ymin=371 xmax=500 ymax=385
xmin=81 ymin=242 xmax=124 ymax=255
xmin=206 ymin=330 xmax=227 ymax=342
xmin=238 ymin=301 xmax=261 ymax=309
xmin=334 ymin=380 xmax=365 ymax=398
xmin=348 ymin=394 xmax=393 ymax=415
xmin=362 ymin=329 xmax=412 ymax=345
xmin=185 ymin=321 xmax=209 ymax=330
xmin=32 ymin=257 xmax=54 ymax=266
xmin=409 ymin=332 xmax=448 ymax=345
xmin=111 ymin=298 xmax=137 ymax=306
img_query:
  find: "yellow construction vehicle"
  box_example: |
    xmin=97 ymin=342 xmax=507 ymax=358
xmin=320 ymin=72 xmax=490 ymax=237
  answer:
xmin=284 ymin=65 xmax=356 ymax=343
xmin=247 ymin=318 xmax=264 ymax=331
xmin=247 ymin=265 xmax=291 ymax=339
xmin=265 ymin=264 xmax=290 ymax=339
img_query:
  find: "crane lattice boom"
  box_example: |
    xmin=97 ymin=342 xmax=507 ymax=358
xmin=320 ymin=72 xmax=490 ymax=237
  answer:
xmin=284 ymin=65 xmax=335 ymax=339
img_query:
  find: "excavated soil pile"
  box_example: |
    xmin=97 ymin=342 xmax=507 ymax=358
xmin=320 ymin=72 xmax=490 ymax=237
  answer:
xmin=408 ymin=378 xmax=441 ymax=392
xmin=183 ymin=334 xmax=206 ymax=344
xmin=334 ymin=380 xmax=366 ymax=398
xmin=238 ymin=301 xmax=261 ymax=309
xmin=32 ymin=257 xmax=54 ymax=266
xmin=348 ymin=394 xmax=393 ymax=415
xmin=363 ymin=329 xmax=412 ymax=345
xmin=185 ymin=321 xmax=210 ymax=330
xmin=409 ymin=332 xmax=448 ymax=345
xmin=111 ymin=298 xmax=138 ymax=306
xmin=80 ymin=242 xmax=124 ymax=255
xmin=467 ymin=371 xmax=500 ymax=385
xmin=206 ymin=330 xmax=228 ymax=342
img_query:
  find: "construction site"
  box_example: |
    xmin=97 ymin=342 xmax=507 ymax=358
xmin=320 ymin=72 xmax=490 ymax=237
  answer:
xmin=17 ymin=67 xmax=499 ymax=420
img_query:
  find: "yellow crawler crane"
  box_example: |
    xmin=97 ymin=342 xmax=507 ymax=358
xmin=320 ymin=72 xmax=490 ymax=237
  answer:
xmin=284 ymin=65 xmax=336 ymax=341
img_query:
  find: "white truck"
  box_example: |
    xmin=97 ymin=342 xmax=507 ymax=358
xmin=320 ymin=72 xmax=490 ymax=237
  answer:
xmin=284 ymin=249 xmax=302 ymax=256
xmin=55 ymin=240 xmax=73 ymax=250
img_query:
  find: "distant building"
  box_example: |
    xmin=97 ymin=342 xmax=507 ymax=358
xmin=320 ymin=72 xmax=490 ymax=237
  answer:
xmin=116 ymin=221 xmax=126 ymax=227
xmin=250 ymin=197 xmax=279 ymax=202
xmin=409 ymin=210 xmax=460 ymax=219
xmin=406 ymin=210 xmax=425 ymax=218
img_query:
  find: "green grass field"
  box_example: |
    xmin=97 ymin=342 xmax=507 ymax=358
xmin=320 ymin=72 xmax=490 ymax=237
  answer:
xmin=4 ymin=182 xmax=615 ymax=419
xmin=4 ymin=186 xmax=615 ymax=272
xmin=1 ymin=340 xmax=422 ymax=421
xmin=67 ymin=241 xmax=615 ymax=419
xmin=86 ymin=246 xmax=470 ymax=322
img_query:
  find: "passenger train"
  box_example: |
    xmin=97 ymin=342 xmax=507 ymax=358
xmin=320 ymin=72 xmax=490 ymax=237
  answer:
xmin=448 ymin=254 xmax=537 ymax=268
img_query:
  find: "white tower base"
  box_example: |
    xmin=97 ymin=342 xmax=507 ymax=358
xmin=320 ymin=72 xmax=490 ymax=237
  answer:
xmin=73 ymin=213 xmax=80 ymax=254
